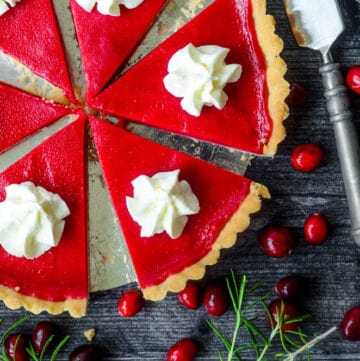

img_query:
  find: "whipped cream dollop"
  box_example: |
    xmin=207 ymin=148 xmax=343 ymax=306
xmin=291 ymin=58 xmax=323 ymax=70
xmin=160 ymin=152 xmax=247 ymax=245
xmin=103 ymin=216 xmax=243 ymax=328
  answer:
xmin=0 ymin=0 xmax=21 ymax=16
xmin=76 ymin=0 xmax=144 ymax=16
xmin=0 ymin=182 xmax=70 ymax=259
xmin=163 ymin=43 xmax=242 ymax=117
xmin=126 ymin=170 xmax=200 ymax=239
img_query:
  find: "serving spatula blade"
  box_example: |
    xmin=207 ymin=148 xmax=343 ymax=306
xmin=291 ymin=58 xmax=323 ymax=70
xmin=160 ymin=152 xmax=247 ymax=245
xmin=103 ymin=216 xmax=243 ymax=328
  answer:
xmin=283 ymin=0 xmax=344 ymax=59
xmin=284 ymin=0 xmax=360 ymax=245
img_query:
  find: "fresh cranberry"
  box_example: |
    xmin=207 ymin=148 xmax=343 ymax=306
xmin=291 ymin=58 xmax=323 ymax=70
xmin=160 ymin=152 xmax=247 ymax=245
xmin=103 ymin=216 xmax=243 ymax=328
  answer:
xmin=304 ymin=213 xmax=328 ymax=245
xmin=291 ymin=144 xmax=324 ymax=173
xmin=166 ymin=338 xmax=197 ymax=361
xmin=203 ymin=282 xmax=229 ymax=317
xmin=258 ymin=224 xmax=294 ymax=258
xmin=285 ymin=82 xmax=308 ymax=107
xmin=118 ymin=289 xmax=144 ymax=317
xmin=266 ymin=299 xmax=301 ymax=331
xmin=68 ymin=344 xmax=102 ymax=361
xmin=341 ymin=306 xmax=360 ymax=341
xmin=346 ymin=65 xmax=360 ymax=94
xmin=4 ymin=333 xmax=29 ymax=361
xmin=32 ymin=321 xmax=56 ymax=355
xmin=275 ymin=275 xmax=306 ymax=302
xmin=178 ymin=281 xmax=202 ymax=310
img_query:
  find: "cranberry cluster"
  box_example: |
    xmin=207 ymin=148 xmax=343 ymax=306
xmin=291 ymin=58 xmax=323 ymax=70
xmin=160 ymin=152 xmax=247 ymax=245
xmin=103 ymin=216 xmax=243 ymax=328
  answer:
xmin=257 ymin=212 xmax=329 ymax=258
xmin=4 ymin=321 xmax=57 ymax=361
xmin=266 ymin=275 xmax=306 ymax=332
xmin=117 ymin=280 xmax=230 ymax=360
xmin=3 ymin=320 xmax=101 ymax=361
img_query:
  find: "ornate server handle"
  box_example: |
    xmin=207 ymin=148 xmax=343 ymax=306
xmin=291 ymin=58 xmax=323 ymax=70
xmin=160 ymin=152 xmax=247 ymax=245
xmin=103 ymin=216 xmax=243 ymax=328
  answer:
xmin=320 ymin=61 xmax=360 ymax=245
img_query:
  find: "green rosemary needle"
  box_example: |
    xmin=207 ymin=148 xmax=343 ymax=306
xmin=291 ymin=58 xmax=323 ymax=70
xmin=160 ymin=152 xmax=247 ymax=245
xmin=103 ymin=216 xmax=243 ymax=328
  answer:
xmin=206 ymin=270 xmax=313 ymax=361
xmin=0 ymin=315 xmax=69 ymax=361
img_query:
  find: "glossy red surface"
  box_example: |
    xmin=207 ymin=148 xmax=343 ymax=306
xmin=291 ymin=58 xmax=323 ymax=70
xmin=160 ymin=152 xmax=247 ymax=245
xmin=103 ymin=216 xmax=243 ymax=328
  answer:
xmin=90 ymin=0 xmax=270 ymax=154
xmin=90 ymin=116 xmax=252 ymax=289
xmin=69 ymin=0 xmax=167 ymax=100
xmin=0 ymin=116 xmax=87 ymax=302
xmin=0 ymin=82 xmax=73 ymax=153
xmin=0 ymin=0 xmax=76 ymax=103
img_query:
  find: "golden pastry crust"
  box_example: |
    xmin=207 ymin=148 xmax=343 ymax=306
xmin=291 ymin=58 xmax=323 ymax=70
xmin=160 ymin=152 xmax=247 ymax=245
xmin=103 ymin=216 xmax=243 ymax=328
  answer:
xmin=0 ymin=285 xmax=87 ymax=318
xmin=251 ymin=0 xmax=290 ymax=155
xmin=142 ymin=182 xmax=270 ymax=301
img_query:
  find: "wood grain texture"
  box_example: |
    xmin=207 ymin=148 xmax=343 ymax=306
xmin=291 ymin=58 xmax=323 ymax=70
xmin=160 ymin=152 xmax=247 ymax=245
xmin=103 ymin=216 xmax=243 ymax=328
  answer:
xmin=1 ymin=0 xmax=360 ymax=360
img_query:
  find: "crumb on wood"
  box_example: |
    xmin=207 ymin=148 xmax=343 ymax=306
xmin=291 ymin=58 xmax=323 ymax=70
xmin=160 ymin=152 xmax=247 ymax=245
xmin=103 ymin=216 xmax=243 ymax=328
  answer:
xmin=84 ymin=328 xmax=96 ymax=342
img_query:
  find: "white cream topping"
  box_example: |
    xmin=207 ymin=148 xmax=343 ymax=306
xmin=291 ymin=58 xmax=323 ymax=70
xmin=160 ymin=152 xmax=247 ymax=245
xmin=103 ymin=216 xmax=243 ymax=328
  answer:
xmin=0 ymin=182 xmax=70 ymax=259
xmin=163 ymin=43 xmax=242 ymax=117
xmin=75 ymin=0 xmax=144 ymax=16
xmin=126 ymin=170 xmax=200 ymax=239
xmin=0 ymin=0 xmax=21 ymax=16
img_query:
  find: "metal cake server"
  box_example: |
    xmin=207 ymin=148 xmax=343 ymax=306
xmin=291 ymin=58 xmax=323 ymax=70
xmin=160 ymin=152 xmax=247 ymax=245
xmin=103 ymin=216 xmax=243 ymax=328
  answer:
xmin=283 ymin=0 xmax=360 ymax=245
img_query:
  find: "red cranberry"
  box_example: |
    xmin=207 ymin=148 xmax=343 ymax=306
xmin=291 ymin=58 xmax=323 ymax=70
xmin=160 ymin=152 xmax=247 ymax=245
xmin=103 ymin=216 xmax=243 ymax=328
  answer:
xmin=166 ymin=338 xmax=197 ymax=361
xmin=203 ymin=282 xmax=229 ymax=317
xmin=4 ymin=333 xmax=29 ymax=361
xmin=178 ymin=281 xmax=202 ymax=310
xmin=341 ymin=306 xmax=360 ymax=341
xmin=32 ymin=321 xmax=56 ymax=355
xmin=266 ymin=299 xmax=301 ymax=331
xmin=291 ymin=144 xmax=324 ymax=173
xmin=286 ymin=82 xmax=308 ymax=107
xmin=69 ymin=344 xmax=101 ymax=361
xmin=304 ymin=213 xmax=328 ymax=245
xmin=346 ymin=65 xmax=360 ymax=94
xmin=275 ymin=275 xmax=306 ymax=302
xmin=118 ymin=289 xmax=144 ymax=317
xmin=258 ymin=224 xmax=294 ymax=258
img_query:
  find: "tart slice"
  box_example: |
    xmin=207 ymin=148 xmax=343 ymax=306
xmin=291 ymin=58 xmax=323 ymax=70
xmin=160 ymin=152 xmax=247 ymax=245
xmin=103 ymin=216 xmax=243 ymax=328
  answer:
xmin=0 ymin=82 xmax=74 ymax=153
xmin=69 ymin=0 xmax=168 ymax=100
xmin=0 ymin=115 xmax=88 ymax=317
xmin=90 ymin=116 xmax=270 ymax=300
xmin=0 ymin=0 xmax=76 ymax=103
xmin=89 ymin=0 xmax=289 ymax=155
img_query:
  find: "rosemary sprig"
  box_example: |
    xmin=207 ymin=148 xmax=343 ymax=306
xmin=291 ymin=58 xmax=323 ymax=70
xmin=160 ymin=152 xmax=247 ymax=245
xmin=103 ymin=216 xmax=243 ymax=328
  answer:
xmin=0 ymin=315 xmax=69 ymax=361
xmin=0 ymin=315 xmax=30 ymax=361
xmin=206 ymin=271 xmax=315 ymax=361
xmin=26 ymin=334 xmax=70 ymax=361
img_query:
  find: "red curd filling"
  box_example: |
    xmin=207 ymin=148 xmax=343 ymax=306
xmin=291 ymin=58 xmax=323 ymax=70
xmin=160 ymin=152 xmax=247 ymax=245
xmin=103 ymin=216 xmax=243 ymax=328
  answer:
xmin=0 ymin=82 xmax=74 ymax=154
xmin=90 ymin=0 xmax=271 ymax=154
xmin=0 ymin=0 xmax=76 ymax=103
xmin=90 ymin=117 xmax=252 ymax=289
xmin=69 ymin=0 xmax=168 ymax=100
xmin=0 ymin=117 xmax=87 ymax=302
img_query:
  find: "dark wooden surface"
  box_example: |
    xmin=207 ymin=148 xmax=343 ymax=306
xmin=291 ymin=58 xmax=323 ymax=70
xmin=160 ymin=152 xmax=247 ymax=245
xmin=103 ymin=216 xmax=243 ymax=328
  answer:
xmin=2 ymin=0 xmax=360 ymax=360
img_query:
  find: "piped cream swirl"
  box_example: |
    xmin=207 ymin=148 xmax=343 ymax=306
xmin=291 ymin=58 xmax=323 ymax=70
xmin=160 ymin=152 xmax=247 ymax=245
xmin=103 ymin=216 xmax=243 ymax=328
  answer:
xmin=0 ymin=182 xmax=70 ymax=259
xmin=163 ymin=43 xmax=242 ymax=116
xmin=126 ymin=170 xmax=200 ymax=239
xmin=0 ymin=0 xmax=21 ymax=16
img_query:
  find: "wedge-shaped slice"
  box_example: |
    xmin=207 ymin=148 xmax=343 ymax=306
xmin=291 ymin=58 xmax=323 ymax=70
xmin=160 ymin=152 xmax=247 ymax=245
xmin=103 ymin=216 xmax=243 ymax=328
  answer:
xmin=69 ymin=0 xmax=168 ymax=100
xmin=0 ymin=0 xmax=76 ymax=103
xmin=90 ymin=116 xmax=270 ymax=300
xmin=0 ymin=115 xmax=88 ymax=317
xmin=90 ymin=0 xmax=289 ymax=155
xmin=0 ymin=82 xmax=74 ymax=153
